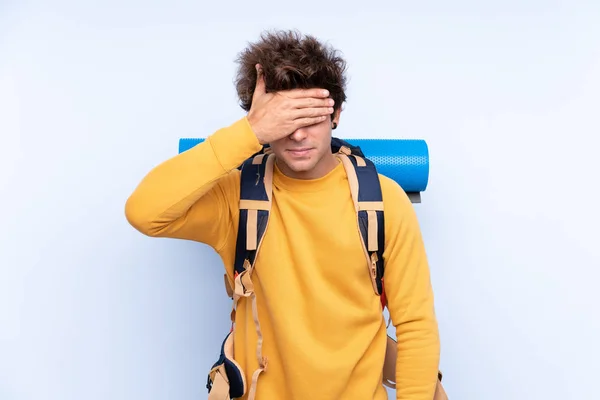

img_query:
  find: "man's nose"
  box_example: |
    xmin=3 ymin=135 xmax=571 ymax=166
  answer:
xmin=289 ymin=128 xmax=308 ymax=142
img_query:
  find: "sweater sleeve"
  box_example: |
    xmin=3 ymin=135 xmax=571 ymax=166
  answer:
xmin=380 ymin=176 xmax=441 ymax=400
xmin=125 ymin=117 xmax=263 ymax=251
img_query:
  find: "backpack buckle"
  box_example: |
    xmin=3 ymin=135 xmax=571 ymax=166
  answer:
xmin=234 ymin=268 xmax=255 ymax=298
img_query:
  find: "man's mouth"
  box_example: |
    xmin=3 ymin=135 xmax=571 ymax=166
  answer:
xmin=287 ymin=148 xmax=313 ymax=156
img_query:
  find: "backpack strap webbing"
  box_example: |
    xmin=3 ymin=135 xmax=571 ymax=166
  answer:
xmin=336 ymin=149 xmax=386 ymax=303
xmin=234 ymin=153 xmax=273 ymax=275
xmin=229 ymin=152 xmax=274 ymax=400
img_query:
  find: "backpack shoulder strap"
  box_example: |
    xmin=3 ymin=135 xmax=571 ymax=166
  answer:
xmin=220 ymin=152 xmax=273 ymax=399
xmin=337 ymin=146 xmax=386 ymax=304
xmin=234 ymin=152 xmax=274 ymax=277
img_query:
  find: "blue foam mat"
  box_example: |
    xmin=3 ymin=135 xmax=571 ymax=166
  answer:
xmin=179 ymin=138 xmax=429 ymax=193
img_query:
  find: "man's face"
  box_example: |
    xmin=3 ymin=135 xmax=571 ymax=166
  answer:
xmin=269 ymin=110 xmax=341 ymax=180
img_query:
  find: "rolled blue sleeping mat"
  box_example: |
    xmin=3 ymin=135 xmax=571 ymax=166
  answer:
xmin=178 ymin=138 xmax=429 ymax=193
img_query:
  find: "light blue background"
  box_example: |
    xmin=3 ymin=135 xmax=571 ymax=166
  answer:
xmin=1 ymin=1 xmax=599 ymax=399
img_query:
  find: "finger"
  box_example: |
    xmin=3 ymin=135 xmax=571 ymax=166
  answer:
xmin=292 ymin=107 xmax=334 ymax=119
xmin=293 ymin=115 xmax=328 ymax=128
xmin=286 ymin=87 xmax=330 ymax=99
xmin=253 ymin=64 xmax=266 ymax=98
xmin=290 ymin=97 xmax=335 ymax=109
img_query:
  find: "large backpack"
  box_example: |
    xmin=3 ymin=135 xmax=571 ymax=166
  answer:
xmin=206 ymin=138 xmax=447 ymax=400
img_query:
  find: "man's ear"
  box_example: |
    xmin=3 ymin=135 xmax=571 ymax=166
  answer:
xmin=332 ymin=108 xmax=341 ymax=126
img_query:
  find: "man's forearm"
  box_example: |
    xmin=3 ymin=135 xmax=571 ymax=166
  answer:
xmin=125 ymin=117 xmax=262 ymax=242
xmin=394 ymin=315 xmax=440 ymax=399
xmin=380 ymin=182 xmax=441 ymax=399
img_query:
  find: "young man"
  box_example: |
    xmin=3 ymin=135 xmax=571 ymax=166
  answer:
xmin=125 ymin=30 xmax=440 ymax=399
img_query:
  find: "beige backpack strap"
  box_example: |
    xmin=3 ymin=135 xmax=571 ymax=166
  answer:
xmin=337 ymin=152 xmax=385 ymax=296
xmin=230 ymin=153 xmax=275 ymax=400
xmin=207 ymin=364 xmax=231 ymax=400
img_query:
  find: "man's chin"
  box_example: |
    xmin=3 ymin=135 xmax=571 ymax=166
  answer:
xmin=277 ymin=157 xmax=314 ymax=173
xmin=286 ymin=160 xmax=313 ymax=172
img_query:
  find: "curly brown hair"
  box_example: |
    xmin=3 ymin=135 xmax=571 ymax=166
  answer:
xmin=234 ymin=29 xmax=348 ymax=115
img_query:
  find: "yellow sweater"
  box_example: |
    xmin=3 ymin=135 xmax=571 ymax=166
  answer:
xmin=125 ymin=117 xmax=440 ymax=399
